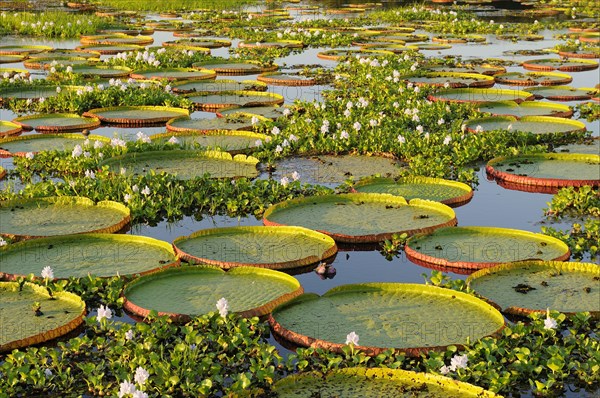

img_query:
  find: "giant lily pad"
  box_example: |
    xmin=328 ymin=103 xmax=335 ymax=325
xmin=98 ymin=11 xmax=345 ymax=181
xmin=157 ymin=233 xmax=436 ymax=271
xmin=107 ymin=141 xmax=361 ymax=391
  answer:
xmin=0 ymin=196 xmax=130 ymax=240
xmin=494 ymin=71 xmax=573 ymax=86
xmin=402 ymin=72 xmax=495 ymax=88
xmin=130 ymin=67 xmax=216 ymax=81
xmin=486 ymin=153 xmax=600 ymax=191
xmin=191 ymin=61 xmax=278 ymax=75
xmin=150 ymin=130 xmax=267 ymax=153
xmin=523 ymin=86 xmax=598 ymax=101
xmin=467 ymin=261 xmax=600 ymax=317
xmin=166 ymin=116 xmax=254 ymax=132
xmin=0 ymin=45 xmax=53 ymax=55
xmin=0 ymin=54 xmax=26 ymax=64
xmin=317 ymin=49 xmax=394 ymax=61
xmin=0 ymin=85 xmax=78 ymax=101
xmin=0 ymin=134 xmax=109 ymax=157
xmin=217 ymin=106 xmax=287 ymax=120
xmin=257 ymin=72 xmax=316 ymax=86
xmin=123 ymin=266 xmax=303 ymax=321
xmin=173 ymin=226 xmax=337 ymax=269
xmin=76 ymin=44 xmax=145 ymax=55
xmin=69 ymin=65 xmax=131 ymax=78
xmin=24 ymin=57 xmax=98 ymax=70
xmin=101 ymin=150 xmax=259 ymax=179
xmin=353 ymin=176 xmax=473 ymax=207
xmin=12 ymin=113 xmax=101 ymax=132
xmin=0 ymin=234 xmax=179 ymax=279
xmin=238 ymin=39 xmax=304 ymax=49
xmin=27 ymin=49 xmax=100 ymax=59
xmin=477 ymin=101 xmax=573 ymax=118
xmin=268 ymin=155 xmax=403 ymax=186
xmin=429 ymin=88 xmax=534 ymax=103
xmin=424 ymin=64 xmax=506 ymax=76
xmin=0 ymin=120 xmax=23 ymax=137
xmin=0 ymin=282 xmax=85 ymax=352
xmin=269 ymin=283 xmax=504 ymax=356
xmin=522 ymin=58 xmax=599 ymax=72
xmin=80 ymin=34 xmax=154 ymax=46
xmin=273 ymin=368 xmax=500 ymax=397
xmin=405 ymin=226 xmax=570 ymax=273
xmin=83 ymin=106 xmax=189 ymax=125
xmin=465 ymin=116 xmax=586 ymax=134
xmin=186 ymin=91 xmax=284 ymax=111
xmin=263 ymin=194 xmax=456 ymax=243
xmin=163 ymin=38 xmax=231 ymax=49
xmin=171 ymin=79 xmax=266 ymax=93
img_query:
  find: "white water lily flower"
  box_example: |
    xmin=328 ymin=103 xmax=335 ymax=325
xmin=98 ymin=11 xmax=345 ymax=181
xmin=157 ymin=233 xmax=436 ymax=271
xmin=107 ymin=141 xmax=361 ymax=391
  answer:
xmin=132 ymin=391 xmax=148 ymax=398
xmin=345 ymin=331 xmax=359 ymax=345
xmin=85 ymin=170 xmax=95 ymax=179
xmin=125 ymin=329 xmax=134 ymax=341
xmin=353 ymin=121 xmax=361 ymax=132
xmin=141 ymin=186 xmax=150 ymax=196
xmin=443 ymin=135 xmax=452 ymax=145
xmin=251 ymin=116 xmax=259 ymax=125
xmin=544 ymin=308 xmax=557 ymax=330
xmin=450 ymin=354 xmax=468 ymax=370
xmin=97 ymin=305 xmax=113 ymax=322
xmin=271 ymin=126 xmax=280 ymax=135
xmin=41 ymin=266 xmax=54 ymax=279
xmin=475 ymin=125 xmax=483 ymax=133
xmin=94 ymin=140 xmax=104 ymax=149
xmin=440 ymin=365 xmax=451 ymax=375
xmin=118 ymin=380 xmax=136 ymax=398
xmin=282 ymin=108 xmax=291 ymax=116
xmin=71 ymin=144 xmax=83 ymax=158
xmin=397 ymin=135 xmax=406 ymax=144
xmin=438 ymin=118 xmax=445 ymax=125
xmin=280 ymin=176 xmax=290 ymax=187
xmin=0 ymin=237 xmax=7 ymax=247
xmin=291 ymin=171 xmax=300 ymax=181
xmin=216 ymin=297 xmax=229 ymax=318
xmin=44 ymin=368 xmax=53 ymax=377
xmin=167 ymin=136 xmax=179 ymax=145
xmin=416 ymin=125 xmax=424 ymax=134
xmin=136 ymin=132 xmax=151 ymax=143
xmin=124 ymin=194 xmax=132 ymax=203
xmin=134 ymin=367 xmax=149 ymax=386
xmin=340 ymin=130 xmax=349 ymax=139
xmin=25 ymin=152 xmax=34 ymax=159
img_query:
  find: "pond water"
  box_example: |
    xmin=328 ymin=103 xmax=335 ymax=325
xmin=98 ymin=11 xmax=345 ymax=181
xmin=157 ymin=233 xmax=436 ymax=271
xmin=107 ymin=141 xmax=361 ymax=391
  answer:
xmin=0 ymin=3 xmax=598 ymax=394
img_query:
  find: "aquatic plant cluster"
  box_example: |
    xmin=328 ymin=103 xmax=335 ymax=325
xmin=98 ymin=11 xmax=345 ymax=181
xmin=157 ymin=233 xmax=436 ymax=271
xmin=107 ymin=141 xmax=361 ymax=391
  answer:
xmin=0 ymin=0 xmax=599 ymax=397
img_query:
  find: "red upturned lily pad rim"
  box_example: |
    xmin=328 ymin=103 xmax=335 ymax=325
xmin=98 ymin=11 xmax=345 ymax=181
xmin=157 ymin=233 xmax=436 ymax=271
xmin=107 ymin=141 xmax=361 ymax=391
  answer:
xmin=0 ymin=134 xmax=110 ymax=158
xmin=171 ymin=78 xmax=267 ymax=93
xmin=404 ymin=226 xmax=571 ymax=272
xmin=12 ymin=113 xmax=101 ymax=132
xmin=75 ymin=44 xmax=145 ymax=55
xmin=163 ymin=38 xmax=232 ymax=49
xmin=521 ymin=58 xmax=599 ymax=72
xmin=185 ymin=90 xmax=285 ymax=111
xmin=0 ymin=233 xmax=180 ymax=281
xmin=523 ymin=85 xmax=598 ymax=101
xmin=352 ymin=176 xmax=474 ymax=207
xmin=466 ymin=260 xmax=600 ymax=318
xmin=428 ymin=87 xmax=535 ymax=104
xmin=238 ymin=39 xmax=304 ymax=49
xmin=486 ymin=153 xmax=600 ymax=189
xmin=268 ymin=283 xmax=506 ymax=357
xmin=173 ymin=225 xmax=337 ymax=270
xmin=0 ymin=45 xmax=53 ymax=55
xmin=401 ymin=71 xmax=495 ymax=88
xmin=316 ymin=49 xmax=395 ymax=61
xmin=79 ymin=33 xmax=154 ymax=46
xmin=165 ymin=116 xmax=255 ymax=132
xmin=557 ymin=49 xmax=600 ymax=59
xmin=122 ymin=266 xmax=304 ymax=322
xmin=0 ymin=120 xmax=23 ymax=137
xmin=192 ymin=60 xmax=278 ymax=74
xmin=464 ymin=115 xmax=586 ymax=134
xmin=0 ymin=196 xmax=131 ymax=242
xmin=83 ymin=106 xmax=190 ymax=125
xmin=0 ymin=282 xmax=86 ymax=353
xmin=262 ymin=193 xmax=457 ymax=244
xmin=257 ymin=72 xmax=317 ymax=86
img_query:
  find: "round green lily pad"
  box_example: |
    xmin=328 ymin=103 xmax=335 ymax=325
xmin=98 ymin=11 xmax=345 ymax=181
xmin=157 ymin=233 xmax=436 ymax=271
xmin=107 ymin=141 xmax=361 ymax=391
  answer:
xmin=257 ymin=72 xmax=316 ymax=86
xmin=268 ymin=155 xmax=403 ymax=186
xmin=465 ymin=115 xmax=586 ymax=134
xmin=553 ymin=139 xmax=600 ymax=155
xmin=238 ymin=39 xmax=304 ymax=49
xmin=263 ymin=194 xmax=457 ymax=243
xmin=486 ymin=153 xmax=600 ymax=191
xmin=123 ymin=266 xmax=303 ymax=321
xmin=496 ymin=33 xmax=545 ymax=41
xmin=163 ymin=38 xmax=231 ymax=48
xmin=217 ymin=106 xmax=287 ymax=120
xmin=353 ymin=176 xmax=473 ymax=207
xmin=191 ymin=61 xmax=278 ymax=75
xmin=12 ymin=113 xmax=101 ymax=132
xmin=0 ymin=196 xmax=131 ymax=240
xmin=494 ymin=71 xmax=573 ymax=86
xmin=558 ymin=48 xmax=600 ymax=59
xmin=27 ymin=49 xmax=100 ymax=59
xmin=186 ymin=90 xmax=285 ymax=111
xmin=358 ymin=43 xmax=413 ymax=54
xmin=101 ymin=150 xmax=259 ymax=179
xmin=174 ymin=226 xmax=337 ymax=269
xmin=0 ymin=45 xmax=53 ymax=55
xmin=130 ymin=67 xmax=216 ymax=81
xmin=523 ymin=86 xmax=598 ymax=101
xmin=273 ymin=368 xmax=500 ymax=397
xmin=375 ymin=33 xmax=429 ymax=43
xmin=166 ymin=116 xmax=254 ymax=132
xmin=0 ymin=234 xmax=179 ymax=279
xmin=24 ymin=57 xmax=98 ymax=70
xmin=0 ymin=134 xmax=109 ymax=157
xmin=407 ymin=43 xmax=453 ymax=51
xmin=405 ymin=226 xmax=570 ymax=273
xmin=468 ymin=261 xmax=600 ymax=317
xmin=269 ymin=283 xmax=504 ymax=356
xmin=433 ymin=34 xmax=487 ymax=43
xmin=150 ymin=130 xmax=267 ymax=153
xmin=76 ymin=44 xmax=145 ymax=55
xmin=317 ymin=49 xmax=394 ymax=61
xmin=0 ymin=120 xmax=23 ymax=137
xmin=477 ymin=101 xmax=573 ymax=118
xmin=171 ymin=79 xmax=266 ymax=93
xmin=0 ymin=67 xmax=29 ymax=78
xmin=0 ymin=54 xmax=26 ymax=64
xmin=69 ymin=65 xmax=131 ymax=78
xmin=80 ymin=34 xmax=154 ymax=46
xmin=424 ymin=64 xmax=506 ymax=76
xmin=428 ymin=88 xmax=534 ymax=103
xmin=0 ymin=282 xmax=85 ymax=352
xmin=0 ymin=85 xmax=77 ymax=101
xmin=402 ymin=72 xmax=495 ymax=88
xmin=522 ymin=58 xmax=599 ymax=72
xmin=83 ymin=106 xmax=189 ymax=125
